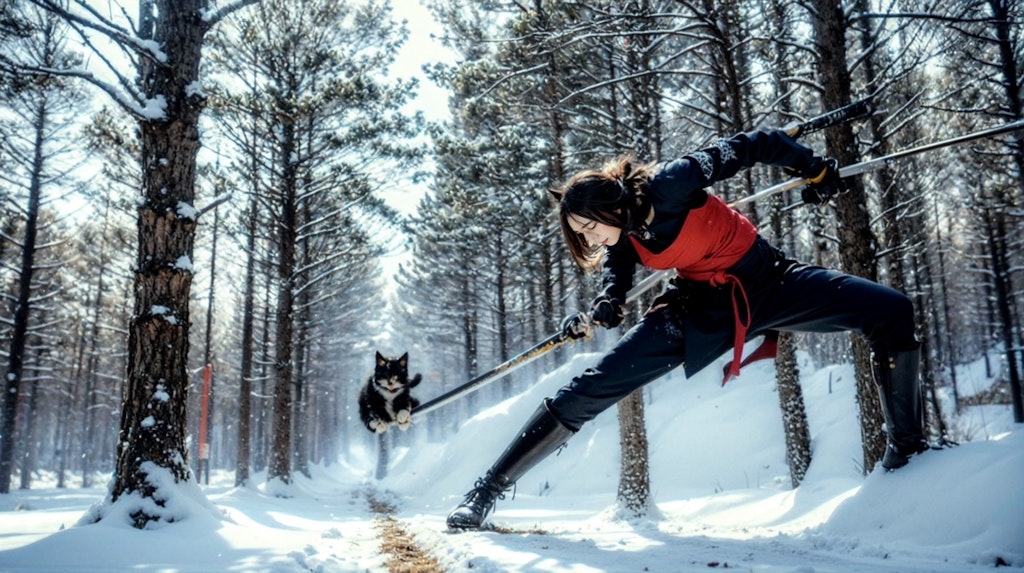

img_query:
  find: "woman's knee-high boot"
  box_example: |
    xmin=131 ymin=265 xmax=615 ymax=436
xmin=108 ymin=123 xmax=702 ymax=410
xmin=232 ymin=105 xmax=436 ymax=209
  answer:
xmin=446 ymin=399 xmax=575 ymax=530
xmin=873 ymin=347 xmax=929 ymax=470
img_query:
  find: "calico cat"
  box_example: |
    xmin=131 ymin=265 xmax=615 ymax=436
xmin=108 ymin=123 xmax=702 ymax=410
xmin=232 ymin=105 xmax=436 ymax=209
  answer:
xmin=358 ymin=351 xmax=422 ymax=433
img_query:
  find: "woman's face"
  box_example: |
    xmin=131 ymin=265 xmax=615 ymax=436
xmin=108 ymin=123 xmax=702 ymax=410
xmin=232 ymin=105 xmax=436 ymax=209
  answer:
xmin=567 ymin=213 xmax=622 ymax=247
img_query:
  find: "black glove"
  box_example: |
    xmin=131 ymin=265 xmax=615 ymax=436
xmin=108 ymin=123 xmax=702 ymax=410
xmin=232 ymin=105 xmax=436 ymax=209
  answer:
xmin=799 ymin=157 xmax=847 ymax=205
xmin=590 ymin=296 xmax=625 ymax=328
xmin=647 ymin=282 xmax=689 ymax=315
xmin=560 ymin=311 xmax=589 ymax=340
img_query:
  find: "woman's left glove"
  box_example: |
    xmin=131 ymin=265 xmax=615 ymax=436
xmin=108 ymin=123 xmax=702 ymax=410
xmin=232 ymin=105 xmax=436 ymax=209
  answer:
xmin=590 ymin=296 xmax=625 ymax=328
xmin=798 ymin=157 xmax=847 ymax=205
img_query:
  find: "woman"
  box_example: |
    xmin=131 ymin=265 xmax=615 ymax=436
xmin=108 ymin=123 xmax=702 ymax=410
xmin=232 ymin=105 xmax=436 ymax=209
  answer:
xmin=446 ymin=128 xmax=928 ymax=530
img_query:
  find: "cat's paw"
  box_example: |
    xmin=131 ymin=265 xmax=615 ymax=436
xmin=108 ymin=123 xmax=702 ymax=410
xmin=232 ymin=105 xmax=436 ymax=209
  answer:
xmin=396 ymin=409 xmax=411 ymax=430
xmin=369 ymin=419 xmax=389 ymax=434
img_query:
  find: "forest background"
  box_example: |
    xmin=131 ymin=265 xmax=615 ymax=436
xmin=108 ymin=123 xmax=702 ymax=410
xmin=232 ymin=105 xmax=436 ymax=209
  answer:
xmin=0 ymin=0 xmax=1021 ymax=520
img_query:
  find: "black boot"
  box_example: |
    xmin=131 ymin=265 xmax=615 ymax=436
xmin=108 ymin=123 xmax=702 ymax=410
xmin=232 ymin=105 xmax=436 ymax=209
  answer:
xmin=446 ymin=399 xmax=575 ymax=530
xmin=873 ymin=347 xmax=929 ymax=470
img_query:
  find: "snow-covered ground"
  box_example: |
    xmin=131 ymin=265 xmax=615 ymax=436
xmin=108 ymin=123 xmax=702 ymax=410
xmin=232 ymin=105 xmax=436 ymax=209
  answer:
xmin=0 ymin=348 xmax=1021 ymax=572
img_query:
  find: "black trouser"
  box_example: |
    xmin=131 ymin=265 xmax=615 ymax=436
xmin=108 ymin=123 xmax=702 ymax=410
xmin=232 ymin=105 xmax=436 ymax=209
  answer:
xmin=548 ymin=261 xmax=917 ymax=431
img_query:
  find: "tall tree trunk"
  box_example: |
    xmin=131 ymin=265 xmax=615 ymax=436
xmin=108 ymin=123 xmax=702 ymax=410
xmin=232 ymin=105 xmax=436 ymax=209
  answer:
xmin=982 ymin=201 xmax=1023 ymax=422
xmin=235 ymin=181 xmax=258 ymax=487
xmin=853 ymin=0 xmax=906 ymax=291
xmin=79 ymin=356 xmax=98 ymax=488
xmin=81 ymin=202 xmax=112 ymax=487
xmin=18 ymin=355 xmax=42 ymax=490
xmin=0 ymin=94 xmax=47 ymax=494
xmin=615 ymin=0 xmax=655 ymax=516
xmin=808 ymin=0 xmax=887 ymax=472
xmin=702 ymin=0 xmax=753 ymax=206
xmin=291 ymin=116 xmax=317 ymax=478
xmin=198 ymin=205 xmax=220 ymax=484
xmin=251 ymin=272 xmax=272 ymax=470
xmin=931 ymin=197 xmax=960 ymax=411
xmin=616 ymin=390 xmax=650 ymax=516
xmin=256 ymin=274 xmax=274 ymax=471
xmin=623 ymin=0 xmax=655 ymax=159
xmin=988 ymin=0 xmax=1024 ymax=197
xmin=461 ymin=273 xmax=478 ymax=417
xmin=293 ymin=286 xmax=311 ymax=480
xmin=496 ymin=232 xmax=510 ymax=398
xmin=543 ymin=40 xmax=565 ymax=337
xmin=775 ymin=332 xmax=811 ymax=487
xmin=55 ymin=373 xmax=75 ymax=489
xmin=762 ymin=0 xmax=814 ymax=487
xmin=108 ymin=0 xmax=261 ymax=526
xmin=268 ymin=115 xmax=298 ymax=486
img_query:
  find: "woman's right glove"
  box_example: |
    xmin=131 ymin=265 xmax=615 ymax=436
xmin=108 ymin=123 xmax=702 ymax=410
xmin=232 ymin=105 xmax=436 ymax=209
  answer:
xmin=561 ymin=295 xmax=625 ymax=340
xmin=560 ymin=311 xmax=590 ymax=340
xmin=797 ymin=157 xmax=847 ymax=205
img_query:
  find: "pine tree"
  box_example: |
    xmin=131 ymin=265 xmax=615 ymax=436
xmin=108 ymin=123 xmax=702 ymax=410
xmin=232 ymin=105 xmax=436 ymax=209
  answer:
xmin=0 ymin=3 xmax=89 ymax=493
xmin=8 ymin=0 xmax=258 ymax=525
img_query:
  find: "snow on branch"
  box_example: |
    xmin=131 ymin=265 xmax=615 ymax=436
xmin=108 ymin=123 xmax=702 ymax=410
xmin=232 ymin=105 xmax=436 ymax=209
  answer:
xmin=10 ymin=63 xmax=158 ymax=119
xmin=28 ymin=0 xmax=167 ymax=63
xmin=201 ymin=0 xmax=261 ymax=27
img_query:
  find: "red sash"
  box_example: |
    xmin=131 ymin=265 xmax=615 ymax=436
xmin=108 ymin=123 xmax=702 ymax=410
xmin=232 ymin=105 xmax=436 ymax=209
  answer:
xmin=629 ymin=195 xmax=758 ymax=382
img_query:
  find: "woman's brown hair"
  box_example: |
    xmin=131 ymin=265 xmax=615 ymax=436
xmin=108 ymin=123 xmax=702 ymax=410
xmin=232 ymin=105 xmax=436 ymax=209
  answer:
xmin=551 ymin=155 xmax=654 ymax=269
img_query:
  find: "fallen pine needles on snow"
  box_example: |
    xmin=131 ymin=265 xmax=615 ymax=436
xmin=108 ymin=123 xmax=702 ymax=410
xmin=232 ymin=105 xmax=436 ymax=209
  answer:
xmin=367 ymin=490 xmax=444 ymax=573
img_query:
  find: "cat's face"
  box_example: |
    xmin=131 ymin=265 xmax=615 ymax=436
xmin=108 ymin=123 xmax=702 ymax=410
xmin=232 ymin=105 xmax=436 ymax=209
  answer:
xmin=374 ymin=351 xmax=409 ymax=392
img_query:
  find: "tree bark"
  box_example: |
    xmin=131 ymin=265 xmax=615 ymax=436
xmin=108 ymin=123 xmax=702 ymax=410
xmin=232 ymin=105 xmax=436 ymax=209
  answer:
xmin=268 ymin=113 xmax=298 ymax=486
xmin=235 ymin=189 xmax=257 ymax=486
xmin=18 ymin=356 xmax=42 ymax=490
xmin=776 ymin=333 xmax=812 ymax=487
xmin=616 ymin=390 xmax=650 ymax=516
xmin=109 ymin=0 xmax=229 ymax=526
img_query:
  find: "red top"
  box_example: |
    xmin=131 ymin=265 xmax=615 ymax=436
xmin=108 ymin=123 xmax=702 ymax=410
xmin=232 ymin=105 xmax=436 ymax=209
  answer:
xmin=629 ymin=195 xmax=758 ymax=382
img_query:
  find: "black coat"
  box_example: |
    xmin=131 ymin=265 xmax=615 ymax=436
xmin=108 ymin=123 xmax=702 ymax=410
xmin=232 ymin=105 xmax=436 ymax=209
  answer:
xmin=594 ymin=129 xmax=821 ymax=376
xmin=549 ymin=130 xmax=916 ymax=429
